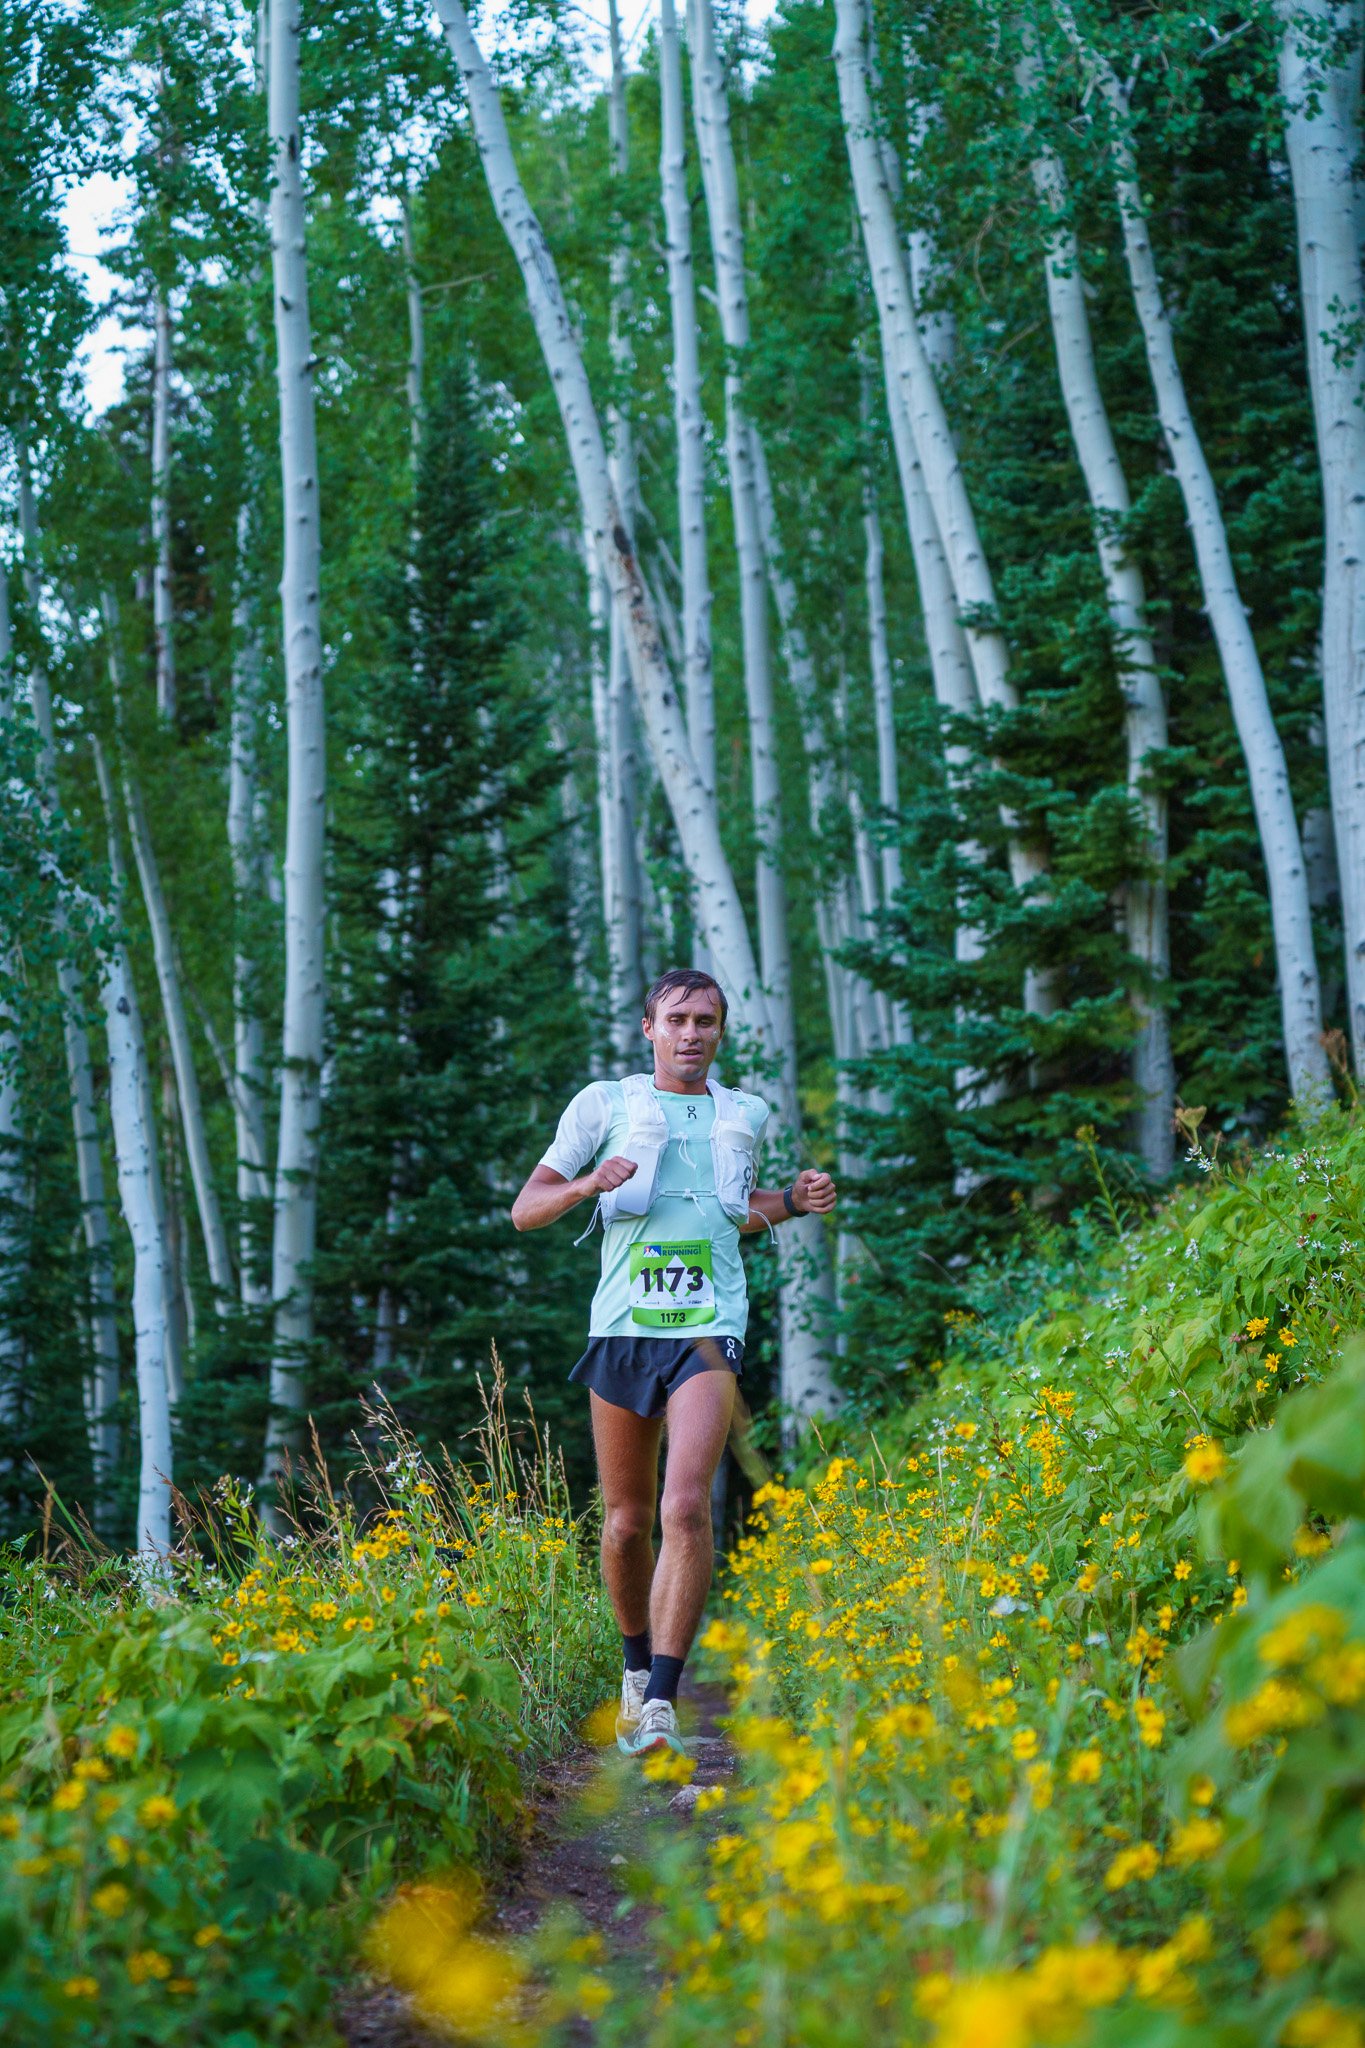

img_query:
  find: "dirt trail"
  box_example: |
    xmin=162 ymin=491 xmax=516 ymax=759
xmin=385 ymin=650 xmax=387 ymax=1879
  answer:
xmin=338 ymin=1677 xmax=734 ymax=2045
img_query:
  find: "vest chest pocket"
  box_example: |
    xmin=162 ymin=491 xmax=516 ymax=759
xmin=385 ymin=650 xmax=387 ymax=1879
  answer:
xmin=628 ymin=1240 xmax=716 ymax=1328
xmin=711 ymin=1117 xmax=756 ymax=1220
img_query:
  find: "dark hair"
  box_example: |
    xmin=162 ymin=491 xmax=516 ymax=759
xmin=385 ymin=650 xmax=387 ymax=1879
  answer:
xmin=642 ymin=968 xmax=728 ymax=1027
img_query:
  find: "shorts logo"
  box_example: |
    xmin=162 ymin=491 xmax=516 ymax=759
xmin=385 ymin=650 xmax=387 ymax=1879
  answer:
xmin=725 ymin=1339 xmax=739 ymax=1360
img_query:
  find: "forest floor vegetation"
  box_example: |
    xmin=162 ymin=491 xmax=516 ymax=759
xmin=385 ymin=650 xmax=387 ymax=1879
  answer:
xmin=6 ymin=1111 xmax=1365 ymax=2046
xmin=386 ymin=1106 xmax=1365 ymax=2048
xmin=0 ymin=1377 xmax=617 ymax=2045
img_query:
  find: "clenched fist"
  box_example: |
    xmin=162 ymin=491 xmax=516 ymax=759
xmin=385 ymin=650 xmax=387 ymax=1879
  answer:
xmin=793 ymin=1169 xmax=837 ymax=1215
xmin=591 ymin=1155 xmax=639 ymax=1193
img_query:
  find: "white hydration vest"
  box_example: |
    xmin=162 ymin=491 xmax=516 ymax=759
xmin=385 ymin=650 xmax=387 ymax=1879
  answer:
xmin=596 ymin=1073 xmax=758 ymax=1228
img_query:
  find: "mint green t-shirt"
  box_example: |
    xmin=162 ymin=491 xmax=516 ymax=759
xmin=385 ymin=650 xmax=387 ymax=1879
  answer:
xmin=539 ymin=1079 xmax=769 ymax=1340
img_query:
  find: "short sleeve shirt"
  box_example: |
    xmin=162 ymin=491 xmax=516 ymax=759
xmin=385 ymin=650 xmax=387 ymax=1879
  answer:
xmin=540 ymin=1078 xmax=769 ymax=1339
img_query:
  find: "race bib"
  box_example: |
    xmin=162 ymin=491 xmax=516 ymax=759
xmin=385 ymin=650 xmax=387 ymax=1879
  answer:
xmin=628 ymin=1240 xmax=716 ymax=1329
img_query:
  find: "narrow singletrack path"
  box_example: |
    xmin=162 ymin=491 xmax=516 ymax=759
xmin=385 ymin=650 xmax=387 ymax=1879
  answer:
xmin=338 ymin=1676 xmax=735 ymax=2044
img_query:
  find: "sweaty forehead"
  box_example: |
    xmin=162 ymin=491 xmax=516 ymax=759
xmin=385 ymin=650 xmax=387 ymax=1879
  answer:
xmin=660 ymin=986 xmax=722 ymax=1016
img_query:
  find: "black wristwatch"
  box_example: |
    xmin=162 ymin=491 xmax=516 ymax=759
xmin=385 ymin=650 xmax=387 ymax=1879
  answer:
xmin=782 ymin=1183 xmax=799 ymax=1217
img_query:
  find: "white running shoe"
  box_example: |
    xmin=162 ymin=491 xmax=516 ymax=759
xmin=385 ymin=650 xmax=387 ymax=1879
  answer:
xmin=625 ymin=1696 xmax=688 ymax=1758
xmin=615 ymin=1666 xmax=650 ymax=1752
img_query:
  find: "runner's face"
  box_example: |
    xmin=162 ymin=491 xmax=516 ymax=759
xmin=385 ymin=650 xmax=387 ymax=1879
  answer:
xmin=643 ymin=985 xmax=725 ymax=1085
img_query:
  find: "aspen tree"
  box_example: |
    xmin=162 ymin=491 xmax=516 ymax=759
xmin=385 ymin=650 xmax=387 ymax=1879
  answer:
xmin=431 ymin=0 xmax=769 ymax=1034
xmin=1277 ymin=0 xmax=1365 ymax=1074
xmin=227 ymin=505 xmax=272 ymax=1310
xmin=833 ymin=0 xmax=1053 ymax=1016
xmin=102 ymin=597 xmax=236 ymax=1299
xmin=151 ymin=289 xmax=175 ymax=722
xmin=90 ymin=740 xmax=175 ymax=1559
xmin=600 ymin=0 xmax=646 ymax=1063
xmin=659 ymin=0 xmax=715 ymax=795
xmin=688 ymin=0 xmax=839 ymax=1416
xmin=0 ymin=568 xmax=24 ymax=1439
xmin=1016 ymin=28 xmax=1174 ymax=1172
xmin=15 ymin=451 xmax=121 ymax=1500
xmin=227 ymin=9 xmax=272 ymax=1314
xmin=1058 ymin=3 xmax=1330 ymax=1103
xmin=264 ymin=0 xmax=328 ymax=1482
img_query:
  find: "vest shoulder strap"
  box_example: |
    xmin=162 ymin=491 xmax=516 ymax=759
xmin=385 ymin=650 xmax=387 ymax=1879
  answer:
xmin=619 ymin=1072 xmax=666 ymax=1129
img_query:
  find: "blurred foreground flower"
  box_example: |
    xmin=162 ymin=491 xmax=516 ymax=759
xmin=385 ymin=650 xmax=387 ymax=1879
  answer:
xmin=365 ymin=1878 xmax=526 ymax=2043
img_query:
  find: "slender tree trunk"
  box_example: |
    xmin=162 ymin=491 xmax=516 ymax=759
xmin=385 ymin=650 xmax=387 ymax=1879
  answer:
xmin=1277 ymin=0 xmax=1365 ymax=1074
xmin=432 ymin=0 xmax=769 ymax=1032
xmin=90 ymin=740 xmax=175 ymax=1558
xmin=103 ymin=598 xmax=237 ymax=1295
xmin=151 ymin=288 xmax=175 ymax=723
xmin=833 ymin=0 xmax=1053 ymax=1014
xmin=1059 ymin=4 xmax=1330 ymax=1103
xmin=228 ymin=504 xmax=272 ymax=1309
xmin=601 ymin=0 xmax=646 ymax=1057
xmin=688 ymin=0 xmax=839 ymax=1419
xmin=0 ymin=567 xmax=25 ymax=1444
xmin=1017 ymin=33 xmax=1174 ymax=1172
xmin=264 ymin=0 xmax=327 ymax=1481
xmin=15 ymin=450 xmax=121 ymax=1507
xmin=659 ymin=0 xmax=716 ymax=796
xmin=400 ymin=178 xmax=424 ymax=476
xmin=858 ymin=379 xmax=912 ymax=1047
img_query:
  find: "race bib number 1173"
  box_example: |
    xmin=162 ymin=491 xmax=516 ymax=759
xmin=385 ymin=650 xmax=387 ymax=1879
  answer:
xmin=628 ymin=1240 xmax=716 ymax=1328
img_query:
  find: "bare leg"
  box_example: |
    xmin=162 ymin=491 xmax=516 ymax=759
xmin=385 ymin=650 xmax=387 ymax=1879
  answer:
xmin=589 ymin=1392 xmax=663 ymax=1637
xmin=651 ymin=1370 xmax=737 ymax=1659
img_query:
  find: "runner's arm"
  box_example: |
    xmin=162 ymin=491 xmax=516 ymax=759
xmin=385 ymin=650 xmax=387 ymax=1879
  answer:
xmin=740 ymin=1168 xmax=837 ymax=1233
xmin=510 ymin=1158 xmax=638 ymax=1232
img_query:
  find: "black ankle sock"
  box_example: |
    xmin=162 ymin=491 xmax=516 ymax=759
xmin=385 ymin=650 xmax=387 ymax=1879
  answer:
xmin=622 ymin=1630 xmax=652 ymax=1674
xmin=643 ymin=1654 xmax=685 ymax=1704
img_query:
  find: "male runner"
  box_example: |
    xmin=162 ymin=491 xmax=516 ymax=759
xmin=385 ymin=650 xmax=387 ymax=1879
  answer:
xmin=510 ymin=967 xmax=836 ymax=1758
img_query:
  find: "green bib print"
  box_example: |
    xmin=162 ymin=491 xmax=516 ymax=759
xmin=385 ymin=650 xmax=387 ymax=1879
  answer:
xmin=628 ymin=1240 xmax=716 ymax=1329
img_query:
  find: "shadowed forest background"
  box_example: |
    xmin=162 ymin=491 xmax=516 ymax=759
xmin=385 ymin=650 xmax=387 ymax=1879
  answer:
xmin=2 ymin=0 xmax=1362 ymax=1548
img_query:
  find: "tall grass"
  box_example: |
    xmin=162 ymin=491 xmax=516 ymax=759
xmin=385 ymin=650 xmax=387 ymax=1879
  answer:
xmin=0 ymin=1364 xmax=616 ymax=2044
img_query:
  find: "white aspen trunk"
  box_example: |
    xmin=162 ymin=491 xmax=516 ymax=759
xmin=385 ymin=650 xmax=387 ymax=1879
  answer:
xmin=1058 ymin=4 xmax=1331 ymax=1103
xmin=15 ymin=453 xmax=121 ymax=1504
xmin=833 ymin=0 xmax=1054 ymax=1015
xmin=1277 ymin=0 xmax=1365 ymax=1074
xmin=659 ymin=0 xmax=716 ymax=796
xmin=91 ymin=741 xmax=174 ymax=1558
xmin=151 ymin=288 xmax=175 ymax=722
xmin=0 ymin=567 xmax=25 ymax=1437
xmin=432 ymin=0 xmax=769 ymax=1036
xmin=603 ymin=0 xmax=646 ymax=1053
xmin=858 ymin=396 xmax=914 ymax=1048
xmin=228 ymin=504 xmax=272 ymax=1309
xmin=1017 ymin=32 xmax=1174 ymax=1172
xmin=400 ymin=179 xmax=424 ymax=475
xmin=607 ymin=600 xmax=645 ymax=1052
xmin=688 ymin=0 xmax=838 ymax=1419
xmin=548 ymin=698 xmax=600 ymax=1024
xmin=103 ymin=599 xmax=237 ymax=1295
xmin=265 ymin=0 xmax=327 ymax=1479
xmin=847 ymin=782 xmax=893 ymax=1053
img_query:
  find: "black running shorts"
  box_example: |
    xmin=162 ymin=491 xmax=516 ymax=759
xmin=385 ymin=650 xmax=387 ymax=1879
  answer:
xmin=569 ymin=1334 xmax=745 ymax=1420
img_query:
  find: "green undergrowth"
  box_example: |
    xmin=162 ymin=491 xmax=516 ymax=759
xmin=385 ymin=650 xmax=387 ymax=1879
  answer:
xmin=579 ymin=1107 xmax=1365 ymax=2048
xmin=0 ymin=1378 xmax=615 ymax=2045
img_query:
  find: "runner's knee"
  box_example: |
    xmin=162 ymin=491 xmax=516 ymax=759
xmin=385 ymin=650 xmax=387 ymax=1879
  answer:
xmin=604 ymin=1500 xmax=654 ymax=1549
xmin=660 ymin=1484 xmax=711 ymax=1544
